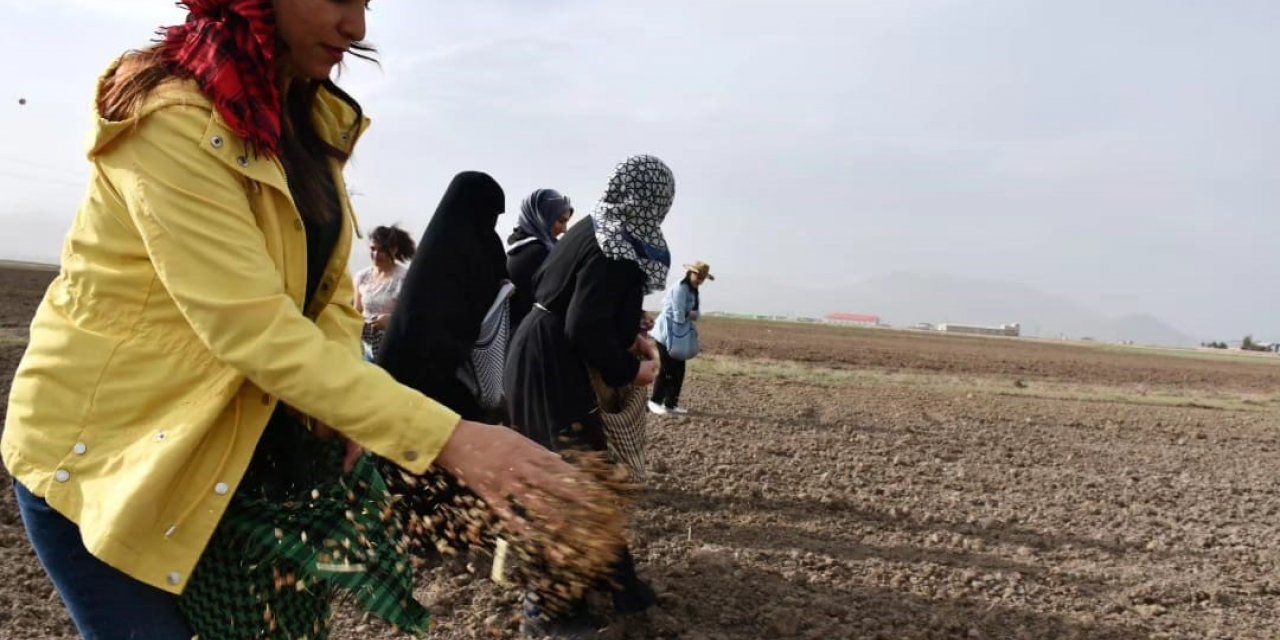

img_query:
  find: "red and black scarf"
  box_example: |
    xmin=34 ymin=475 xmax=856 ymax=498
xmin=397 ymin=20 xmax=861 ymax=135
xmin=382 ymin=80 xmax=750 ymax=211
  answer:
xmin=161 ymin=0 xmax=282 ymax=156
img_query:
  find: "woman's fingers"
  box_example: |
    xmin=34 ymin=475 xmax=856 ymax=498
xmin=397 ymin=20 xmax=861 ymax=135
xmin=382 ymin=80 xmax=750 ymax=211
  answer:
xmin=342 ymin=440 xmax=364 ymax=474
xmin=635 ymin=360 xmax=659 ymax=385
xmin=642 ymin=339 xmax=659 ymax=361
xmin=432 ymin=420 xmax=616 ymax=551
xmin=519 ymin=456 xmax=589 ymax=505
xmin=304 ymin=420 xmax=361 ymax=474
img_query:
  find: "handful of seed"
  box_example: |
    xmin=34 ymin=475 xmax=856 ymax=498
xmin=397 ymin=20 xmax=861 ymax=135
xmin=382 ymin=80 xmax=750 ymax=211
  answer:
xmin=385 ymin=449 xmax=637 ymax=618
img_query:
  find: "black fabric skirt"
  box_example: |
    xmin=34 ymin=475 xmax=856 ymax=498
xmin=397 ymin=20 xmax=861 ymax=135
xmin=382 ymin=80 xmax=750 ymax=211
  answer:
xmin=504 ymin=307 xmax=599 ymax=452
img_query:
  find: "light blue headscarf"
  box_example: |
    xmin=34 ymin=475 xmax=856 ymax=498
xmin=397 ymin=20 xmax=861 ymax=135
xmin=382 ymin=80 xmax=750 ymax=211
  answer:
xmin=514 ymin=188 xmax=572 ymax=250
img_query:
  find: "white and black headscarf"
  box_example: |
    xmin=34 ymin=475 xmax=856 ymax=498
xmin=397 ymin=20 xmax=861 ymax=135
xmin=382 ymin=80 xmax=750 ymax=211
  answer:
xmin=590 ymin=154 xmax=676 ymax=294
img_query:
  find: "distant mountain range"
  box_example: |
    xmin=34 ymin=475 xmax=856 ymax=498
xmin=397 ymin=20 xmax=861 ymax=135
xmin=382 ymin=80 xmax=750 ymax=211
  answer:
xmin=653 ymin=271 xmax=1198 ymax=347
xmin=1 ymin=253 xmax=1197 ymax=347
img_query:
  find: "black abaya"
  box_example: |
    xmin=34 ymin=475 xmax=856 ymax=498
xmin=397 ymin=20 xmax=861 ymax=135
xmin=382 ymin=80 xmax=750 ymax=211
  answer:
xmin=504 ymin=220 xmax=644 ymax=451
xmin=506 ymin=234 xmax=550 ymax=332
xmin=376 ymin=171 xmax=507 ymax=421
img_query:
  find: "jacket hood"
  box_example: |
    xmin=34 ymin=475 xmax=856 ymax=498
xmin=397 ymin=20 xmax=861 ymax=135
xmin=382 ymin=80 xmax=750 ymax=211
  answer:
xmin=89 ymin=56 xmax=370 ymax=158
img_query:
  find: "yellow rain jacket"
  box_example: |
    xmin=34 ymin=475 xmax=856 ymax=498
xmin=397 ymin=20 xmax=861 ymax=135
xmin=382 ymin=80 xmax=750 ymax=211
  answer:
xmin=1 ymin=62 xmax=460 ymax=594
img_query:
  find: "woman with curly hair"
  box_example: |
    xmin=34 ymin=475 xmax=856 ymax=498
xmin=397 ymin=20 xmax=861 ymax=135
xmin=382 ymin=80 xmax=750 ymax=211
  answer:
xmin=355 ymin=224 xmax=415 ymax=359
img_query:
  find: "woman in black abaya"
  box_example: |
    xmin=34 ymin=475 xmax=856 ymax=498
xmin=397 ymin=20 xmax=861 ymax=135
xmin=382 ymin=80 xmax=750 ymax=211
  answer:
xmin=375 ymin=172 xmax=510 ymax=562
xmin=377 ymin=171 xmax=508 ymax=421
xmin=504 ymin=154 xmax=675 ymax=635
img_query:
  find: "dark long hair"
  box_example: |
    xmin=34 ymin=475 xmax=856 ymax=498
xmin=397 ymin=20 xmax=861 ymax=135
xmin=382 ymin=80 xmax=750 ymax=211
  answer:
xmin=370 ymin=225 xmax=416 ymax=262
xmin=278 ymin=78 xmax=366 ymax=223
xmin=98 ymin=45 xmax=373 ymax=225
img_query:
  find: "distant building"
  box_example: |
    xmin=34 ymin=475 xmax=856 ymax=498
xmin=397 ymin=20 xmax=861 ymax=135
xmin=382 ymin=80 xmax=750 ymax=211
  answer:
xmin=937 ymin=322 xmax=1021 ymax=337
xmin=825 ymin=313 xmax=881 ymax=327
xmin=1224 ymin=339 xmax=1280 ymax=353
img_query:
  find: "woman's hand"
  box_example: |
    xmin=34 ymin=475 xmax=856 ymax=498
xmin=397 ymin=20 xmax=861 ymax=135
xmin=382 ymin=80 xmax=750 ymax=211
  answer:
xmin=688 ymin=310 xmax=700 ymax=322
xmin=628 ymin=334 xmax=647 ymax=356
xmin=312 ymin=422 xmax=365 ymax=474
xmin=432 ymin=420 xmax=595 ymax=533
xmin=633 ymin=359 xmax=659 ymax=386
xmin=631 ymin=334 xmax=659 ymax=362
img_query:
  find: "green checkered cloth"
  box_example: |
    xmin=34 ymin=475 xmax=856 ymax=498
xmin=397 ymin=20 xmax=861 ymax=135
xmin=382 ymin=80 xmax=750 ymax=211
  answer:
xmin=180 ymin=416 xmax=430 ymax=639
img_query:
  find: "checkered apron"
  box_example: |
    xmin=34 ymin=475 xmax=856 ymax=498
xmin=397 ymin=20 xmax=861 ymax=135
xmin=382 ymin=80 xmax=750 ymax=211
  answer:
xmin=590 ymin=371 xmax=649 ymax=483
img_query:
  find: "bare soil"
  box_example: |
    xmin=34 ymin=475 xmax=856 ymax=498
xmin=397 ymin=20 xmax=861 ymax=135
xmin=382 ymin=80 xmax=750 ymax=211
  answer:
xmin=3 ymin=269 xmax=1280 ymax=639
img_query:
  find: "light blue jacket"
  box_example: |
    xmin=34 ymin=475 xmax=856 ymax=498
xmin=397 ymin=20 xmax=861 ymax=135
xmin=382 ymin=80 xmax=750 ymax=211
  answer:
xmin=652 ymin=281 xmax=700 ymax=360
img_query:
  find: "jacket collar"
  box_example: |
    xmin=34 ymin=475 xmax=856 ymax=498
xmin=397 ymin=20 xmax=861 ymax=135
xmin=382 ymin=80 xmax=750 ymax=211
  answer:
xmin=89 ymin=57 xmax=372 ymax=195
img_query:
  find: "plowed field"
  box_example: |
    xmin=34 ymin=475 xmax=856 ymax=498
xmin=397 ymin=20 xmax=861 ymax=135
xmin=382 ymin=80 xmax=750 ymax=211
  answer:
xmin=4 ymin=266 xmax=1279 ymax=639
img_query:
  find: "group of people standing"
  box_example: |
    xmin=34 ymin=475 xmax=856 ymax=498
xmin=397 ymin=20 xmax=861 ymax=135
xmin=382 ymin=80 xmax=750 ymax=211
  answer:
xmin=346 ymin=157 xmax=713 ymax=636
xmin=0 ymin=1 xmax=713 ymax=639
xmin=355 ymin=182 xmax=715 ymax=431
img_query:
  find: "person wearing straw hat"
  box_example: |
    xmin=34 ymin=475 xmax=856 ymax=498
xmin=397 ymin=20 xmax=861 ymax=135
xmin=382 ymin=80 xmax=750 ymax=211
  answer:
xmin=649 ymin=261 xmax=714 ymax=415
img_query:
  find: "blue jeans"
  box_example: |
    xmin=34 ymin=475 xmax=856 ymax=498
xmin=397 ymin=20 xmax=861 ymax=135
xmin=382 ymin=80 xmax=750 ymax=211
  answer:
xmin=13 ymin=480 xmax=194 ymax=640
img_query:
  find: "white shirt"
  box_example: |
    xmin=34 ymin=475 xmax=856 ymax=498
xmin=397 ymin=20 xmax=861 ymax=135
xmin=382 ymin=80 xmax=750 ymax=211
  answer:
xmin=354 ymin=263 xmax=408 ymax=321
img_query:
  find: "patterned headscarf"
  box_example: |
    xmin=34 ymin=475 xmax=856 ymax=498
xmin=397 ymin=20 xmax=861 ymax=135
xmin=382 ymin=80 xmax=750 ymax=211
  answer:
xmin=591 ymin=155 xmax=676 ymax=294
xmin=160 ymin=0 xmax=283 ymax=156
xmin=515 ymin=188 xmax=572 ymax=250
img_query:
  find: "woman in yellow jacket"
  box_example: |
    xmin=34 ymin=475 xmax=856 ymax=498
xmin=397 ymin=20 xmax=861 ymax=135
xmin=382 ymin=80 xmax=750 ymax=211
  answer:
xmin=1 ymin=1 xmax=588 ymax=638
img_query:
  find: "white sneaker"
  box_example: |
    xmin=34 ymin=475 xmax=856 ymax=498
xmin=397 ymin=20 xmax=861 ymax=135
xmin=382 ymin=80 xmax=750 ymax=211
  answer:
xmin=669 ymin=406 xmax=689 ymax=415
xmin=647 ymin=401 xmax=668 ymax=415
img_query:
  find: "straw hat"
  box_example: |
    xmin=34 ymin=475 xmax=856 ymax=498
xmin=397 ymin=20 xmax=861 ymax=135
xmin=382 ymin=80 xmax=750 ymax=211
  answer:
xmin=683 ymin=261 xmax=715 ymax=280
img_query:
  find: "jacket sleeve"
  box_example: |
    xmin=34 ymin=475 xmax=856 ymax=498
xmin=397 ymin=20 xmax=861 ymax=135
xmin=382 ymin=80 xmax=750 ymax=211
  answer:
xmin=100 ymin=103 xmax=457 ymax=474
xmin=565 ymin=255 xmax=641 ymax=388
xmin=660 ymin=284 xmax=691 ymax=325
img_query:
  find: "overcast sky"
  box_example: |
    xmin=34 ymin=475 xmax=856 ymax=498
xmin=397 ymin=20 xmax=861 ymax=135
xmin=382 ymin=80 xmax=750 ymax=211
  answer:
xmin=1 ymin=0 xmax=1277 ymax=339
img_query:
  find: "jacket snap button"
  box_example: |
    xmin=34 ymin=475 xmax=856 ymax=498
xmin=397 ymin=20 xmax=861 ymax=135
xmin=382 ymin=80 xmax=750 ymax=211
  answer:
xmin=214 ymin=483 xmax=230 ymax=496
xmin=167 ymin=572 xmax=182 ymax=586
xmin=54 ymin=469 xmax=71 ymax=483
xmin=237 ymin=156 xmax=250 ymax=168
xmin=154 ymin=431 xmax=167 ymax=442
xmin=210 ymin=136 xmax=223 ymax=148
xmin=404 ymin=451 xmax=419 ymax=462
xmin=72 ymin=442 xmax=87 ymax=456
